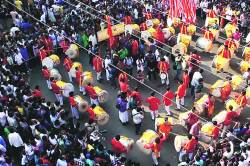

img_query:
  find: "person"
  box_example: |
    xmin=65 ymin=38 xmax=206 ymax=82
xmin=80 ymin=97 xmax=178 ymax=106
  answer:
xmin=235 ymin=91 xmax=247 ymax=108
xmin=119 ymin=78 xmax=129 ymax=94
xmin=211 ymin=121 xmax=220 ymax=141
xmin=68 ymin=92 xmax=79 ymax=120
xmin=132 ymin=107 xmax=144 ymax=135
xmin=179 ymin=135 xmax=198 ymax=162
xmin=104 ymin=55 xmax=112 ymax=81
xmin=158 ymin=57 xmax=170 ymax=85
xmin=182 ymin=70 xmax=190 ymax=88
xmin=176 ymin=81 xmax=187 ymax=110
xmin=156 ymin=117 xmax=173 ymax=139
xmin=75 ymin=66 xmax=83 ymax=90
xmin=93 ymin=55 xmax=103 ymax=82
xmin=163 ymin=87 xmax=175 ymax=115
xmin=111 ymin=135 xmax=127 ymax=154
xmin=85 ymin=83 xmax=99 ymax=106
xmin=174 ymin=54 xmax=183 ymax=82
xmin=144 ymin=133 xmax=167 ymax=166
xmin=42 ymin=66 xmax=51 ymax=89
xmin=32 ymin=85 xmax=42 ymax=98
xmin=51 ymin=77 xmax=63 ymax=106
xmin=146 ymin=92 xmax=161 ymax=120
xmin=118 ymin=72 xmax=128 ymax=84
xmin=189 ymin=121 xmax=201 ymax=137
xmin=87 ymin=104 xmax=95 ymax=121
xmin=205 ymin=93 xmax=215 ymax=118
xmin=190 ymin=69 xmax=203 ymax=98
xmin=39 ymin=48 xmax=47 ymax=61
xmin=130 ymin=88 xmax=143 ymax=107
xmin=194 ymin=78 xmax=204 ymax=100
xmin=63 ymin=56 xmax=73 ymax=82
xmin=220 ymin=78 xmax=232 ymax=102
xmin=243 ymin=68 xmax=250 ymax=85
xmin=221 ymin=105 xmax=238 ymax=137
xmin=123 ymin=56 xmax=133 ymax=76
xmin=116 ymin=93 xmax=129 ymax=125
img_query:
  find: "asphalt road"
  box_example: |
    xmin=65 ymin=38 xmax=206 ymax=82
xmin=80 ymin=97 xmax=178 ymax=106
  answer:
xmin=29 ymin=20 xmax=250 ymax=166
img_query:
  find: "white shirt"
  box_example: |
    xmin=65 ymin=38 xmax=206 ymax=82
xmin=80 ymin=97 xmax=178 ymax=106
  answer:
xmin=225 ymin=9 xmax=233 ymax=20
xmin=134 ymin=9 xmax=138 ymax=19
xmin=89 ymin=34 xmax=97 ymax=47
xmin=40 ymin=12 xmax=46 ymax=23
xmin=10 ymin=26 xmax=20 ymax=37
xmin=223 ymin=141 xmax=234 ymax=159
xmin=104 ymin=58 xmax=111 ymax=70
xmin=8 ymin=132 xmax=24 ymax=147
xmin=246 ymin=32 xmax=250 ymax=43
xmin=191 ymin=71 xmax=202 ymax=86
xmin=0 ymin=112 xmax=6 ymax=126
xmin=14 ymin=52 xmax=23 ymax=65
xmin=132 ymin=109 xmax=144 ymax=124
xmin=56 ymin=159 xmax=67 ymax=166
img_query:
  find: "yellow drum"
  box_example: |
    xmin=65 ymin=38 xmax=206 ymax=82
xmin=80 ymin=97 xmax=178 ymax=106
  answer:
xmin=178 ymin=111 xmax=191 ymax=127
xmin=50 ymin=68 xmax=62 ymax=80
xmin=82 ymin=71 xmax=93 ymax=85
xmin=136 ymin=130 xmax=159 ymax=154
xmin=152 ymin=19 xmax=160 ymax=26
xmin=93 ymin=106 xmax=109 ymax=125
xmin=231 ymin=75 xmax=244 ymax=90
xmin=177 ymin=33 xmax=192 ymax=46
xmin=97 ymin=23 xmax=125 ymax=42
xmin=194 ymin=95 xmax=208 ymax=114
xmin=42 ymin=54 xmax=60 ymax=70
xmin=210 ymin=80 xmax=224 ymax=97
xmin=174 ymin=135 xmax=189 ymax=152
xmin=212 ymin=111 xmax=227 ymax=124
xmin=240 ymin=61 xmax=250 ymax=73
xmin=155 ymin=116 xmax=174 ymax=131
xmin=225 ymin=23 xmax=237 ymax=38
xmin=225 ymin=99 xmax=240 ymax=113
xmin=187 ymin=24 xmax=196 ymax=35
xmin=147 ymin=27 xmax=156 ymax=35
xmin=244 ymin=47 xmax=250 ymax=61
xmin=119 ymin=136 xmax=134 ymax=152
xmin=200 ymin=122 xmax=215 ymax=143
xmin=172 ymin=43 xmax=187 ymax=56
xmin=69 ymin=62 xmax=83 ymax=78
xmin=124 ymin=24 xmax=140 ymax=35
xmin=196 ymin=37 xmax=213 ymax=52
xmin=74 ymin=95 xmax=88 ymax=113
xmin=65 ymin=44 xmax=79 ymax=59
xmin=56 ymin=81 xmax=74 ymax=97
xmin=93 ymin=86 xmax=109 ymax=103
xmin=205 ymin=17 xmax=219 ymax=27
xmin=213 ymin=55 xmax=229 ymax=72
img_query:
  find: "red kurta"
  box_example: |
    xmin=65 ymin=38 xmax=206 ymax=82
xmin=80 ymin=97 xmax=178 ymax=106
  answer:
xmin=51 ymin=81 xmax=61 ymax=94
xmin=111 ymin=138 xmax=127 ymax=154
xmin=176 ymin=84 xmax=186 ymax=98
xmin=93 ymin=57 xmax=103 ymax=72
xmin=69 ymin=96 xmax=77 ymax=107
xmin=130 ymin=91 xmax=143 ymax=106
xmin=235 ymin=95 xmax=247 ymax=107
xmin=85 ymin=85 xmax=98 ymax=99
xmin=163 ymin=90 xmax=175 ymax=106
xmin=140 ymin=23 xmax=148 ymax=31
xmin=158 ymin=61 xmax=169 ymax=73
xmin=119 ymin=81 xmax=129 ymax=93
xmin=75 ymin=70 xmax=82 ymax=85
xmin=87 ymin=107 xmax=95 ymax=120
xmin=42 ymin=68 xmax=50 ymax=79
xmin=146 ymin=96 xmax=161 ymax=111
xmin=118 ymin=73 xmax=128 ymax=83
xmin=220 ymin=82 xmax=231 ymax=101
xmin=224 ymin=111 xmax=237 ymax=126
xmin=39 ymin=49 xmax=47 ymax=61
xmin=182 ymin=73 xmax=190 ymax=88
xmin=183 ymin=138 xmax=198 ymax=153
xmin=32 ymin=89 xmax=42 ymax=98
xmin=131 ymin=40 xmax=139 ymax=56
xmin=63 ymin=57 xmax=73 ymax=72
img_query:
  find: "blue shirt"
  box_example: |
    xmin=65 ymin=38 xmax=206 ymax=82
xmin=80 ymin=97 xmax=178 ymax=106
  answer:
xmin=117 ymin=98 xmax=127 ymax=112
xmin=0 ymin=136 xmax=6 ymax=148
xmin=19 ymin=47 xmax=29 ymax=61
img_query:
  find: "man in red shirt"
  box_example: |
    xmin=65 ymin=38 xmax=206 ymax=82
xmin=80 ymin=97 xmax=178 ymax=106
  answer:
xmin=235 ymin=91 xmax=247 ymax=108
xmin=63 ymin=56 xmax=73 ymax=82
xmin=221 ymin=105 xmax=238 ymax=137
xmin=51 ymin=77 xmax=63 ymax=106
xmin=163 ymin=87 xmax=175 ymax=115
xmin=179 ymin=135 xmax=198 ymax=162
xmin=212 ymin=121 xmax=220 ymax=140
xmin=85 ymin=83 xmax=99 ymax=106
xmin=146 ymin=92 xmax=161 ymax=120
xmin=131 ymin=39 xmax=139 ymax=57
xmin=176 ymin=81 xmax=187 ymax=110
xmin=111 ymin=135 xmax=127 ymax=154
xmin=39 ymin=48 xmax=47 ymax=61
xmin=32 ymin=85 xmax=42 ymax=98
xmin=93 ymin=56 xmax=103 ymax=82
xmin=182 ymin=70 xmax=190 ymax=88
xmin=158 ymin=58 xmax=170 ymax=85
xmin=130 ymin=88 xmax=143 ymax=107
xmin=87 ymin=104 xmax=95 ymax=121
xmin=42 ymin=66 xmax=51 ymax=89
xmin=68 ymin=92 xmax=79 ymax=120
xmin=118 ymin=72 xmax=128 ymax=83
xmin=119 ymin=78 xmax=129 ymax=94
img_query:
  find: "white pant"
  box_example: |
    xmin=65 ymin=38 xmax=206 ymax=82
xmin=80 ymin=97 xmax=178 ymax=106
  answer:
xmin=46 ymin=80 xmax=51 ymax=89
xmin=105 ymin=69 xmax=110 ymax=81
xmin=96 ymin=72 xmax=101 ymax=81
xmin=165 ymin=105 xmax=172 ymax=115
xmin=68 ymin=72 xmax=72 ymax=82
xmin=90 ymin=98 xmax=99 ymax=106
xmin=152 ymin=152 xmax=159 ymax=165
xmin=161 ymin=73 xmax=169 ymax=85
xmin=150 ymin=110 xmax=158 ymax=120
xmin=55 ymin=93 xmax=63 ymax=105
xmin=119 ymin=111 xmax=128 ymax=123
xmin=176 ymin=97 xmax=184 ymax=109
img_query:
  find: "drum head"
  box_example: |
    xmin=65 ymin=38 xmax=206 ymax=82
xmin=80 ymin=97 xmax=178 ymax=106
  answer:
xmin=42 ymin=57 xmax=54 ymax=70
xmin=98 ymin=90 xmax=109 ymax=103
xmin=50 ymin=69 xmax=62 ymax=80
xmin=62 ymin=83 xmax=74 ymax=97
xmin=174 ymin=135 xmax=188 ymax=152
xmin=66 ymin=48 xmax=77 ymax=59
xmin=69 ymin=67 xmax=77 ymax=78
xmin=97 ymin=114 xmax=109 ymax=125
xmin=146 ymin=20 xmax=153 ymax=28
xmin=160 ymin=73 xmax=167 ymax=79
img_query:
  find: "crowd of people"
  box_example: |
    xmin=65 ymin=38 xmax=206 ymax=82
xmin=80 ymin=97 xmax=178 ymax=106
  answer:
xmin=0 ymin=0 xmax=249 ymax=166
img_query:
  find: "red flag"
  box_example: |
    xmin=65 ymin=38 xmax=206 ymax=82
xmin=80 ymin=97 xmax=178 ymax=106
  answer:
xmin=106 ymin=16 xmax=114 ymax=49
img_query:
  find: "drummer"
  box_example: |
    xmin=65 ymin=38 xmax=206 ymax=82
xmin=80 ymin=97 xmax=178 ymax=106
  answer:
xmin=163 ymin=87 xmax=175 ymax=116
xmin=179 ymin=22 xmax=188 ymax=34
xmin=146 ymin=92 xmax=161 ymax=120
xmin=204 ymin=27 xmax=214 ymax=41
xmin=68 ymin=92 xmax=79 ymax=120
xmin=218 ymin=45 xmax=231 ymax=59
xmin=156 ymin=117 xmax=173 ymax=139
xmin=42 ymin=66 xmax=51 ymax=90
xmin=235 ymin=91 xmax=247 ymax=108
xmin=158 ymin=57 xmax=170 ymax=85
xmin=75 ymin=66 xmax=83 ymax=91
xmin=205 ymin=93 xmax=215 ymax=118
xmin=92 ymin=55 xmax=103 ymax=82
xmin=50 ymin=77 xmax=63 ymax=106
xmin=179 ymin=135 xmax=198 ymax=162
xmin=63 ymin=56 xmax=73 ymax=82
xmin=85 ymin=83 xmax=99 ymax=106
xmin=220 ymin=78 xmax=232 ymax=102
xmin=39 ymin=47 xmax=47 ymax=61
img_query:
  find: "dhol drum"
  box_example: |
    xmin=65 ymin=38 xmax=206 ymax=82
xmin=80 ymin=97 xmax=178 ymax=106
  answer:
xmin=56 ymin=81 xmax=74 ymax=97
xmin=97 ymin=23 xmax=125 ymax=42
xmin=93 ymin=106 xmax=109 ymax=125
xmin=119 ymin=136 xmax=134 ymax=152
xmin=65 ymin=44 xmax=79 ymax=59
xmin=42 ymin=54 xmax=60 ymax=70
xmin=178 ymin=111 xmax=192 ymax=127
xmin=172 ymin=43 xmax=187 ymax=56
xmin=210 ymin=80 xmax=224 ymax=97
xmin=93 ymin=86 xmax=109 ymax=103
xmin=200 ymin=122 xmax=215 ymax=143
xmin=213 ymin=55 xmax=229 ymax=72
xmin=174 ymin=135 xmax=189 ymax=152
xmin=69 ymin=62 xmax=83 ymax=78
xmin=177 ymin=33 xmax=191 ymax=46
xmin=196 ymin=37 xmax=213 ymax=52
xmin=194 ymin=95 xmax=208 ymax=115
xmin=50 ymin=68 xmax=62 ymax=80
xmin=155 ymin=117 xmax=174 ymax=136
xmin=74 ymin=95 xmax=88 ymax=113
xmin=212 ymin=111 xmax=227 ymax=124
xmin=225 ymin=99 xmax=241 ymax=116
xmin=224 ymin=23 xmax=237 ymax=38
xmin=124 ymin=24 xmax=140 ymax=35
xmin=160 ymin=72 xmax=167 ymax=80
xmin=136 ymin=130 xmax=159 ymax=154
xmin=209 ymin=28 xmax=219 ymax=40
xmin=231 ymin=75 xmax=244 ymax=91
xmin=187 ymin=24 xmax=196 ymax=36
xmin=240 ymin=61 xmax=250 ymax=73
xmin=82 ymin=71 xmax=94 ymax=85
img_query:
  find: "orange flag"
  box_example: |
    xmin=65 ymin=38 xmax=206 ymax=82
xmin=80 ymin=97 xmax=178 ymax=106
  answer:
xmin=106 ymin=16 xmax=114 ymax=49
